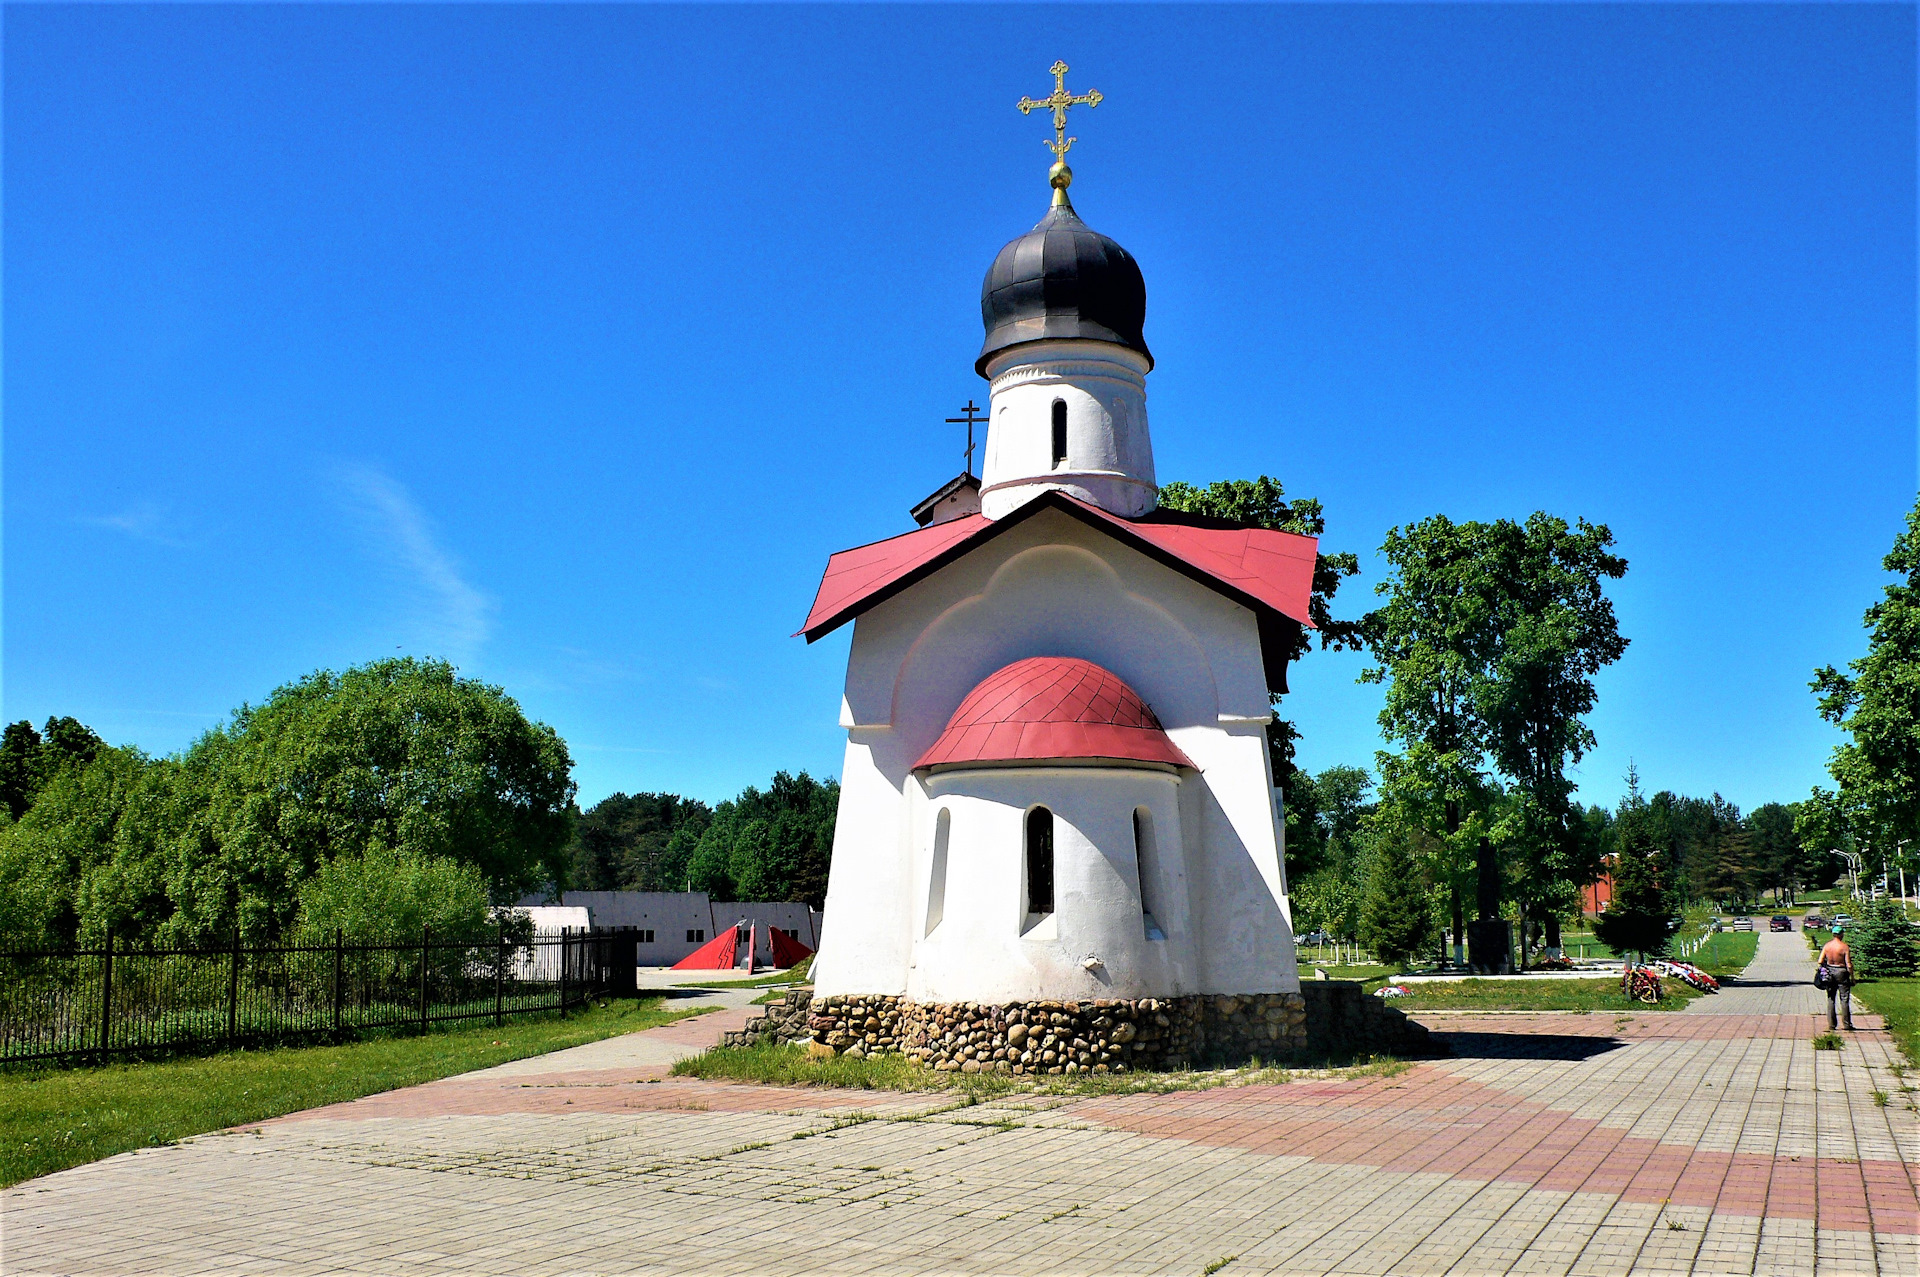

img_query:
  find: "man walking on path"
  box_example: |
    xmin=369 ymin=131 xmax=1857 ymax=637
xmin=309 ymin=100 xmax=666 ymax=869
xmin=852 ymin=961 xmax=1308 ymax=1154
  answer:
xmin=1819 ymin=923 xmax=1855 ymax=1030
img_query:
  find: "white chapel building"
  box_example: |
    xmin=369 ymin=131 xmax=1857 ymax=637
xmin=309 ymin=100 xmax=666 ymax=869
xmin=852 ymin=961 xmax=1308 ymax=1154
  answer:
xmin=798 ymin=136 xmax=1320 ymax=1013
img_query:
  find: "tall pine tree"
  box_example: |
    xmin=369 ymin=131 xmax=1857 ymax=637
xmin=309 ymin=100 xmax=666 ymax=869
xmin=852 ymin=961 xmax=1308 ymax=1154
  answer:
xmin=1594 ymin=786 xmax=1680 ymax=961
xmin=1358 ymin=825 xmax=1435 ymax=969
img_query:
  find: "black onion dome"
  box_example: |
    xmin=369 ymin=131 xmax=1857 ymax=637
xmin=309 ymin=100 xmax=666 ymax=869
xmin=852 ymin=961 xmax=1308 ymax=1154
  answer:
xmin=977 ymin=201 xmax=1151 ymax=375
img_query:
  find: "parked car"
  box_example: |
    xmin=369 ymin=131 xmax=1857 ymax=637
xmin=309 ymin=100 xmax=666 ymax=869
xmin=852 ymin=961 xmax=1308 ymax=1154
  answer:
xmin=1769 ymin=915 xmax=1791 ymax=932
xmin=1803 ymin=914 xmax=1828 ymax=930
xmin=1732 ymin=916 xmax=1753 ymax=931
xmin=1298 ymin=930 xmax=1332 ymax=946
xmin=1834 ymin=914 xmax=1854 ymax=929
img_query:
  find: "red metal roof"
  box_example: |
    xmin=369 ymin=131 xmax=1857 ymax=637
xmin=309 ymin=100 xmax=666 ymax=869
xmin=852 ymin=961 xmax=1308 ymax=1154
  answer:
xmin=912 ymin=657 xmax=1195 ymax=771
xmin=798 ymin=490 xmax=1317 ymax=644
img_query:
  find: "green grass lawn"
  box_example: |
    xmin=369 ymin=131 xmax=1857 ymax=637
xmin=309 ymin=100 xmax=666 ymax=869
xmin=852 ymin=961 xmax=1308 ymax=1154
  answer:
xmin=1383 ymin=977 xmax=1710 ymax=1013
xmin=1301 ymin=963 xmax=1394 ymax=983
xmin=1557 ymin=933 xmax=1621 ymax=961
xmin=1688 ymin=931 xmax=1759 ymax=977
xmin=1851 ymin=978 xmax=1920 ymax=1067
xmin=1555 ymin=927 xmax=1758 ymax=974
xmin=1 ymin=996 xmax=701 ymax=1188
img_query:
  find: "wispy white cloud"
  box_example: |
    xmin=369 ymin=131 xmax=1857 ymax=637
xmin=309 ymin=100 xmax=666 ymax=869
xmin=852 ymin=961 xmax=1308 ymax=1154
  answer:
xmin=79 ymin=500 xmax=192 ymax=548
xmin=330 ymin=464 xmax=494 ymax=663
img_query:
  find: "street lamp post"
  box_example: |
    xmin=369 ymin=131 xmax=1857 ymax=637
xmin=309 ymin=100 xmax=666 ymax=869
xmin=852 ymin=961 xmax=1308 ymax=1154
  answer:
xmin=1831 ymin=848 xmax=1863 ymax=904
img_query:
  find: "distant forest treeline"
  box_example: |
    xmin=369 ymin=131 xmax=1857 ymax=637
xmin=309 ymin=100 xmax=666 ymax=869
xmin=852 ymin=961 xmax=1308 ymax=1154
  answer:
xmin=1284 ymin=758 xmax=1835 ymax=951
xmin=0 ymin=658 xmax=841 ymax=955
xmin=0 ymin=660 xmax=576 ymax=951
xmin=564 ymin=772 xmax=838 ymax=908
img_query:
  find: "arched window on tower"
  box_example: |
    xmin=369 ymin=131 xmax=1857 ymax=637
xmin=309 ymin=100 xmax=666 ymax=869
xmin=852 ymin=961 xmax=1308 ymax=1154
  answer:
xmin=1050 ymin=400 xmax=1068 ymax=470
xmin=1025 ymin=806 xmax=1055 ymax=921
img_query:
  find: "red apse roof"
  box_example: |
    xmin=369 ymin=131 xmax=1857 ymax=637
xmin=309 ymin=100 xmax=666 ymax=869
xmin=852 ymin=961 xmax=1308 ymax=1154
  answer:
xmin=797 ymin=492 xmax=1318 ymax=677
xmin=912 ymin=657 xmax=1194 ymax=771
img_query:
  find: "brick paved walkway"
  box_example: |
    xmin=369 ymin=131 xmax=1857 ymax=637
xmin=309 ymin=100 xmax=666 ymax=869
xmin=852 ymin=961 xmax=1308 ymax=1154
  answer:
xmin=4 ymin=947 xmax=1916 ymax=1276
xmin=1685 ymin=926 xmax=1856 ymax=1018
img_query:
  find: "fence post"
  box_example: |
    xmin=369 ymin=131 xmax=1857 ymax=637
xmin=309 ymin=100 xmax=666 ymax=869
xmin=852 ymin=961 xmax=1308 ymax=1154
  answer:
xmin=418 ymin=925 xmax=430 ymax=1032
xmin=332 ymin=927 xmax=344 ymax=1034
xmin=227 ymin=926 xmax=242 ymax=1047
xmin=494 ymin=922 xmax=505 ymax=1026
xmin=99 ymin=927 xmax=115 ymax=1059
xmin=558 ymin=928 xmax=568 ymax=1016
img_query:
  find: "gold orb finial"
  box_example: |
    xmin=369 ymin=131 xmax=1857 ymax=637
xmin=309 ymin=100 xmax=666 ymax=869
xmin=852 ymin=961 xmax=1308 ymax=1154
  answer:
xmin=1018 ymin=61 xmax=1101 ymax=202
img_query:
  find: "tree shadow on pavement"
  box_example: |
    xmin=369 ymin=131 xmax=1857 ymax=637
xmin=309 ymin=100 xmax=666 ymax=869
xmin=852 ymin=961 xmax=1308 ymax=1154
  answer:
xmin=1430 ymin=1032 xmax=1627 ymax=1061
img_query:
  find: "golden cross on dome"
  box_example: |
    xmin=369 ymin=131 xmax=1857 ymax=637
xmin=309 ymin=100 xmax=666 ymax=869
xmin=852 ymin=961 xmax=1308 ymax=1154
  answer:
xmin=1017 ymin=61 xmax=1102 ymax=201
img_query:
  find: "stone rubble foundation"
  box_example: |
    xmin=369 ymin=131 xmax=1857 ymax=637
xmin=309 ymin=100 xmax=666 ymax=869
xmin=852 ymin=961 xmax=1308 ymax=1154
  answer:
xmin=725 ymin=983 xmax=1432 ymax=1069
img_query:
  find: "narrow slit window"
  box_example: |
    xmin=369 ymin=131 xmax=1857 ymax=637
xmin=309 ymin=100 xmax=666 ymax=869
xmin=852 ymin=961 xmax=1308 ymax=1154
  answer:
xmin=1026 ymin=807 xmax=1055 ymax=917
xmin=1134 ymin=808 xmax=1166 ymax=941
xmin=926 ymin=809 xmax=951 ymax=937
xmin=1050 ymin=400 xmax=1068 ymax=469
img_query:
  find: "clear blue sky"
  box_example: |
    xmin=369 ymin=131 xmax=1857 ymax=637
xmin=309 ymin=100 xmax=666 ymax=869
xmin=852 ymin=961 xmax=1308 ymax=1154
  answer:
xmin=4 ymin=4 xmax=1913 ymax=815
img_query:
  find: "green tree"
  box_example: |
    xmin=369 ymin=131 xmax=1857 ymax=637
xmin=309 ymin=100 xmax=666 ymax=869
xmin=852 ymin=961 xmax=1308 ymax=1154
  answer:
xmin=0 ymin=659 xmax=577 ymax=948
xmin=1472 ymin=515 xmax=1627 ymax=961
xmin=163 ymin=658 xmax=574 ymax=943
xmin=0 ymin=717 xmax=106 ymax=821
xmin=1592 ymin=791 xmax=1681 ymax=961
xmin=1794 ymin=786 xmax=1856 ymax=893
xmin=1292 ymin=866 xmax=1364 ymax=942
xmin=1695 ymin=796 xmax=1751 ymax=908
xmin=294 ymin=842 xmax=491 ymax=944
xmin=1849 ymin=895 xmax=1918 ymax=978
xmin=1283 ymin=765 xmax=1373 ymax=883
xmin=0 ymin=746 xmax=177 ymax=948
xmin=1747 ymin=803 xmax=1802 ymax=902
xmin=567 ymin=792 xmax=712 ymax=892
xmin=1362 ymin=517 xmax=1497 ymax=957
xmin=657 ymin=818 xmax=711 ymax=893
xmin=1362 ymin=513 xmax=1628 ymax=964
xmin=1814 ymin=494 xmax=1920 ymax=850
xmin=1358 ymin=823 xmax=1436 ymax=969
xmin=679 ymin=771 xmax=839 ymax=906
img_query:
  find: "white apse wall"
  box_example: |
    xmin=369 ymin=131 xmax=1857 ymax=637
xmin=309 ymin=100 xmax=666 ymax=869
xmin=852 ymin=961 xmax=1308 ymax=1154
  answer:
xmin=907 ymin=766 xmax=1194 ymax=1004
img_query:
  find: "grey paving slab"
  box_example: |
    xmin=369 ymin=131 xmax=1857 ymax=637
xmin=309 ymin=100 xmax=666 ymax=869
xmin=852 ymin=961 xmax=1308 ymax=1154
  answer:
xmin=4 ymin=940 xmax=1917 ymax=1277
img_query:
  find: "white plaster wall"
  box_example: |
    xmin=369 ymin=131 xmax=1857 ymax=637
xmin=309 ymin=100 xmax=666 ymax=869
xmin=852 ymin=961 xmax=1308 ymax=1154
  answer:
xmin=1175 ymin=723 xmax=1300 ymax=993
xmin=907 ymin=767 xmax=1196 ymax=1003
xmin=811 ymin=508 xmax=1298 ymax=1000
xmin=808 ymin=732 xmax=912 ymax=996
xmin=980 ymin=341 xmax=1156 ymax=518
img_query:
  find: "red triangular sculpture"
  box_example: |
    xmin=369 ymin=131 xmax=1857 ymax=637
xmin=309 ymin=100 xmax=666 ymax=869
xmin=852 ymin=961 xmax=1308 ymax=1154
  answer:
xmin=671 ymin=925 xmax=740 ymax=970
xmin=769 ymin=925 xmax=814 ymax=969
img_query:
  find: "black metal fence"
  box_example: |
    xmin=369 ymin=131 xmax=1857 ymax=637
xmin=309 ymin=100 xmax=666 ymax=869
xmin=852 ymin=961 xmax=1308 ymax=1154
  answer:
xmin=0 ymin=927 xmax=632 ymax=1067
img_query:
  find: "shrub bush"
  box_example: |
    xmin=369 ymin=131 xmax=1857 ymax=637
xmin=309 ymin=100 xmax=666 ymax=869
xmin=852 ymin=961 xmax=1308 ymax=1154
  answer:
xmin=1852 ymin=897 xmax=1918 ymax=979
